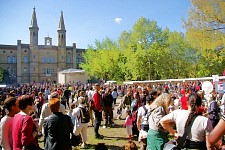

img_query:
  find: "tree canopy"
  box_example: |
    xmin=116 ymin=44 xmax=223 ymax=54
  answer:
xmin=184 ymin=0 xmax=225 ymax=76
xmin=81 ymin=17 xmax=199 ymax=82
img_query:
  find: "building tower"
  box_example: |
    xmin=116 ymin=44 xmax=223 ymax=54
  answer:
xmin=29 ymin=7 xmax=39 ymax=82
xmin=57 ymin=11 xmax=66 ymax=71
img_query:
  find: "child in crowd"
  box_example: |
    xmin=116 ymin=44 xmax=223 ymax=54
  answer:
xmin=124 ymin=109 xmax=133 ymax=141
xmin=117 ymin=100 xmax=124 ymax=120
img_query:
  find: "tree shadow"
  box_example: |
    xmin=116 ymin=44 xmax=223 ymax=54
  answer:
xmin=73 ymin=143 xmax=124 ymax=150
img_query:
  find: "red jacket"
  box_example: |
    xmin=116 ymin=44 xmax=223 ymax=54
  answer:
xmin=93 ymin=92 xmax=102 ymax=111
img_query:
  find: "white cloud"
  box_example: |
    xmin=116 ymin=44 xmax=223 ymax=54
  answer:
xmin=114 ymin=17 xmax=122 ymax=24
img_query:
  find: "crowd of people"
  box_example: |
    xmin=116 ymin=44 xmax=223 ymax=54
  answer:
xmin=0 ymin=81 xmax=225 ymax=149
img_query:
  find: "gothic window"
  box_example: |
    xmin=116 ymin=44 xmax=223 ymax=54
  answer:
xmin=12 ymin=56 xmax=16 ymax=63
xmin=7 ymin=56 xmax=11 ymax=63
xmin=24 ymin=56 xmax=28 ymax=63
xmin=59 ymin=35 xmax=60 ymax=38
xmin=62 ymin=34 xmax=63 ymax=38
xmin=67 ymin=57 xmax=71 ymax=63
xmin=51 ymin=57 xmax=55 ymax=63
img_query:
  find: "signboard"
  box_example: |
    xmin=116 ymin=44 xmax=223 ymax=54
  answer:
xmin=215 ymin=82 xmax=225 ymax=94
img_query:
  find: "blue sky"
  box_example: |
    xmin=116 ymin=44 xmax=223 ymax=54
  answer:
xmin=0 ymin=0 xmax=190 ymax=49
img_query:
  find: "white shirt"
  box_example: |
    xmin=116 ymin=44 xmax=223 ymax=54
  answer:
xmin=38 ymin=102 xmax=66 ymax=128
xmin=0 ymin=115 xmax=13 ymax=150
xmin=162 ymin=109 xmax=213 ymax=142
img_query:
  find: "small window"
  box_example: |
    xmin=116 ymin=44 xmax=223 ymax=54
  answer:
xmin=42 ymin=57 xmax=46 ymax=63
xmin=68 ymin=52 xmax=70 ymax=54
xmin=33 ymin=55 xmax=35 ymax=59
xmin=24 ymin=50 xmax=27 ymax=53
xmin=33 ymin=32 xmax=35 ymax=36
xmin=12 ymin=56 xmax=16 ymax=63
xmin=51 ymin=57 xmax=55 ymax=63
xmin=10 ymin=51 xmax=13 ymax=54
xmin=51 ymin=68 xmax=54 ymax=73
xmin=7 ymin=56 xmax=11 ymax=63
xmin=67 ymin=57 xmax=71 ymax=63
xmin=3 ymin=50 xmax=5 ymax=53
xmin=24 ymin=56 xmax=28 ymax=63
xmin=47 ymin=68 xmax=51 ymax=74
xmin=62 ymin=34 xmax=63 ymax=38
xmin=47 ymin=57 xmax=51 ymax=64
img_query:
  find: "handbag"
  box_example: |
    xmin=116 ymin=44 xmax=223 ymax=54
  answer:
xmin=163 ymin=115 xmax=197 ymax=150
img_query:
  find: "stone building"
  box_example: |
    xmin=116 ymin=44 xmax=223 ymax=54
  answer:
xmin=0 ymin=8 xmax=85 ymax=84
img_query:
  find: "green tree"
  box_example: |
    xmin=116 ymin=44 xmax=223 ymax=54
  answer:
xmin=184 ymin=0 xmax=225 ymax=76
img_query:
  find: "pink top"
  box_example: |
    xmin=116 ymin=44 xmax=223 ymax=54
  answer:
xmin=12 ymin=113 xmax=38 ymax=150
xmin=124 ymin=116 xmax=133 ymax=126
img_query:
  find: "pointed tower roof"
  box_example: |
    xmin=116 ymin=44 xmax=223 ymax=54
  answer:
xmin=30 ymin=7 xmax=38 ymax=28
xmin=58 ymin=11 xmax=66 ymax=30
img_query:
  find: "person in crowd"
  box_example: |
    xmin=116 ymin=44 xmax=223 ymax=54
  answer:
xmin=207 ymin=93 xmax=220 ymax=128
xmin=124 ymin=109 xmax=133 ymax=141
xmin=43 ymin=95 xmax=73 ymax=150
xmin=112 ymin=88 xmax=118 ymax=105
xmin=38 ymin=92 xmax=65 ymax=135
xmin=36 ymin=92 xmax=44 ymax=117
xmin=0 ymin=97 xmax=20 ymax=150
xmin=64 ymin=87 xmax=71 ymax=109
xmin=147 ymin=93 xmax=172 ymax=150
xmin=72 ymin=97 xmax=89 ymax=148
xmin=131 ymin=92 xmax=139 ymax=137
xmin=12 ymin=95 xmax=41 ymax=150
xmin=102 ymin=88 xmax=114 ymax=128
xmin=180 ymin=88 xmax=192 ymax=110
xmin=136 ymin=96 xmax=153 ymax=150
xmin=93 ymin=83 xmax=104 ymax=139
xmin=208 ymin=116 xmax=225 ymax=149
xmin=123 ymin=92 xmax=131 ymax=110
xmin=87 ymin=86 xmax=95 ymax=126
xmin=67 ymin=103 xmax=76 ymax=125
xmin=160 ymin=93 xmax=213 ymax=149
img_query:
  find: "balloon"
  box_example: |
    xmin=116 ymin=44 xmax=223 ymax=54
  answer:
xmin=202 ymin=81 xmax=213 ymax=95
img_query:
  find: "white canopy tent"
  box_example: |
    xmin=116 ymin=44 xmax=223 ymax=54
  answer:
xmin=57 ymin=68 xmax=88 ymax=84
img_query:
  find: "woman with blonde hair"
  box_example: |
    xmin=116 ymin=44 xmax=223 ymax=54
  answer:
xmin=147 ymin=93 xmax=172 ymax=150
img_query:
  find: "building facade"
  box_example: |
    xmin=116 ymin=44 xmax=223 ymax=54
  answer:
xmin=0 ymin=8 xmax=85 ymax=84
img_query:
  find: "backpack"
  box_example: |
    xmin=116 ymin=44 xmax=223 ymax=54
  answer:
xmin=141 ymin=106 xmax=155 ymax=132
xmin=79 ymin=107 xmax=90 ymax=123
